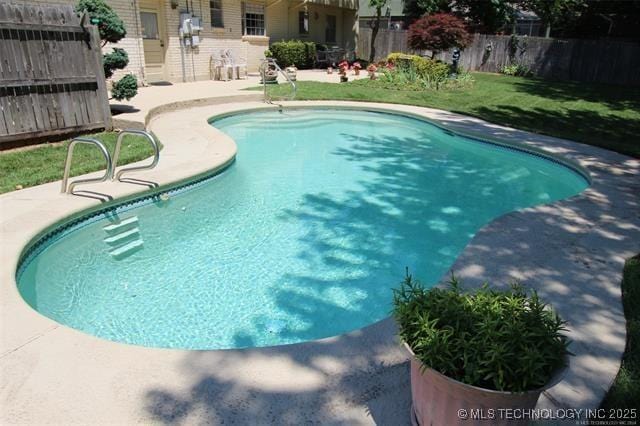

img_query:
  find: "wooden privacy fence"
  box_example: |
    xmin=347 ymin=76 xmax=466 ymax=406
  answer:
xmin=0 ymin=2 xmax=111 ymax=147
xmin=358 ymin=28 xmax=640 ymax=86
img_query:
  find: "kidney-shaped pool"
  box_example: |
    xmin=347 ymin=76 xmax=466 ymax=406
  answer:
xmin=17 ymin=108 xmax=588 ymax=349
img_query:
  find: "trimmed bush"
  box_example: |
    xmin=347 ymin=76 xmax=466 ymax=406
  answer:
xmin=111 ymin=74 xmax=138 ymax=101
xmin=269 ymin=40 xmax=316 ymax=69
xmin=103 ymin=47 xmax=129 ymax=79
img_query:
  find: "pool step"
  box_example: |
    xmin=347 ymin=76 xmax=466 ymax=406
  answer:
xmin=103 ymin=216 xmax=144 ymax=259
xmin=109 ymin=239 xmax=144 ymax=259
xmin=104 ymin=227 xmax=140 ymax=245
xmin=103 ymin=216 xmax=139 ymax=234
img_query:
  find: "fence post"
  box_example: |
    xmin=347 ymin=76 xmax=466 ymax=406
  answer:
xmin=88 ymin=25 xmax=113 ymax=131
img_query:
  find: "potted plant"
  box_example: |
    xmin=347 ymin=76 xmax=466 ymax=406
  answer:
xmin=352 ymin=62 xmax=362 ymax=76
xmin=285 ymin=65 xmax=297 ymax=81
xmin=366 ymin=63 xmax=377 ymax=79
xmin=393 ymin=273 xmax=570 ymax=426
xmin=338 ymin=60 xmax=349 ymax=82
xmin=260 ymin=62 xmax=278 ymax=84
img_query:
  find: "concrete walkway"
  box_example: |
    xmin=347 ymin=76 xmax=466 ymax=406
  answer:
xmin=1 ymin=99 xmax=638 ymax=425
xmin=110 ymin=70 xmax=368 ymax=128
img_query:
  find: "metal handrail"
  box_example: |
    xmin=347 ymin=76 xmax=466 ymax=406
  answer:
xmin=61 ymin=137 xmax=113 ymax=194
xmin=111 ymin=130 xmax=160 ymax=181
xmin=259 ymin=58 xmax=296 ymax=104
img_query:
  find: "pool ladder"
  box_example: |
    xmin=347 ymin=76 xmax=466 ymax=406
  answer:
xmin=61 ymin=130 xmax=160 ymax=194
xmin=259 ymin=58 xmax=296 ymax=108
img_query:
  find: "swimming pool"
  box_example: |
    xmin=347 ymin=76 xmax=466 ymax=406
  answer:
xmin=16 ymin=108 xmax=589 ymax=350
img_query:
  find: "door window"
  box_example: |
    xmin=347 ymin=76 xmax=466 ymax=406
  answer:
xmin=140 ymin=12 xmax=159 ymax=39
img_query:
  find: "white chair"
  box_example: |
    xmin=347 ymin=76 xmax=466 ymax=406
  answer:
xmin=225 ymin=49 xmax=248 ymax=79
xmin=210 ymin=51 xmax=233 ymax=81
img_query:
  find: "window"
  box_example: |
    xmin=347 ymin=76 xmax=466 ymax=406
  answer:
xmin=210 ymin=0 xmax=224 ymax=28
xmin=242 ymin=2 xmax=265 ymax=36
xmin=140 ymin=12 xmax=159 ymax=39
xmin=298 ymin=11 xmax=308 ymax=35
xmin=325 ymin=15 xmax=336 ymax=43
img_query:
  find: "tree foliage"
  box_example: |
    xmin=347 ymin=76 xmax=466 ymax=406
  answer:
xmin=407 ymin=13 xmax=471 ymax=57
xmin=404 ymin=0 xmax=515 ymax=33
xmin=520 ymin=0 xmax=586 ymax=37
xmin=75 ymin=0 xmax=126 ymax=44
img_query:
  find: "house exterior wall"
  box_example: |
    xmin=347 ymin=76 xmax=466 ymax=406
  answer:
xmin=35 ymin=0 xmax=358 ymax=83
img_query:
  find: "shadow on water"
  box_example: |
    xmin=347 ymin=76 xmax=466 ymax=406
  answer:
xmin=141 ymin=122 xmax=638 ymax=423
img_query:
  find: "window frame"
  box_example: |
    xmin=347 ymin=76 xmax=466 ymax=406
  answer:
xmin=242 ymin=2 xmax=265 ymax=36
xmin=210 ymin=0 xmax=224 ymax=29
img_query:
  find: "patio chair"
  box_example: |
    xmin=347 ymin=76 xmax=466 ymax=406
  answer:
xmin=210 ymin=51 xmax=232 ymax=81
xmin=225 ymin=49 xmax=248 ymax=79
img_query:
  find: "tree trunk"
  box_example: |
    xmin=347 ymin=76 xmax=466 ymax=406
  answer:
xmin=369 ymin=7 xmax=382 ymax=63
xmin=544 ymin=22 xmax=551 ymax=38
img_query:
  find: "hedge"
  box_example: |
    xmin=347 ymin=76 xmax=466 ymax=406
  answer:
xmin=269 ymin=40 xmax=316 ymax=69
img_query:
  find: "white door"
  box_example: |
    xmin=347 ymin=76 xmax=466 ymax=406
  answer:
xmin=140 ymin=1 xmax=166 ymax=82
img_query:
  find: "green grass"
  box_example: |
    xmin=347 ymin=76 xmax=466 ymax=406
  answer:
xmin=0 ymin=132 xmax=161 ymax=194
xmin=602 ymin=255 xmax=640 ymax=410
xmin=264 ymin=73 xmax=640 ymax=157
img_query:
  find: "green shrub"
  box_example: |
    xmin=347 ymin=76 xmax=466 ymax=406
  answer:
xmin=386 ymin=53 xmax=449 ymax=81
xmin=103 ymin=47 xmax=129 ymax=79
xmin=501 ymin=63 xmax=532 ymax=77
xmin=76 ymin=0 xmax=126 ymax=44
xmin=111 ymin=74 xmax=138 ymax=101
xmin=393 ymin=273 xmax=570 ymax=392
xmin=270 ymin=40 xmax=316 ymax=69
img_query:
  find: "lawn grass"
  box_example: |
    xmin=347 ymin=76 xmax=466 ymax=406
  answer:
xmin=0 ymin=132 xmax=160 ymax=194
xmin=601 ymin=255 xmax=640 ymax=410
xmin=264 ymin=73 xmax=640 ymax=157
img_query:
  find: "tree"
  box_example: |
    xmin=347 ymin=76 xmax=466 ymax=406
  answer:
xmin=403 ymin=0 xmax=450 ymax=20
xmin=457 ymin=0 xmax=517 ymax=33
xmin=519 ymin=0 xmax=586 ymax=37
xmin=368 ymin=0 xmax=389 ymax=63
xmin=75 ymin=0 xmax=137 ymax=100
xmin=404 ymin=0 xmax=515 ymax=33
xmin=407 ymin=13 xmax=472 ymax=58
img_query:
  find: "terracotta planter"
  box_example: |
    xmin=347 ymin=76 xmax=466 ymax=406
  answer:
xmin=404 ymin=343 xmax=567 ymax=426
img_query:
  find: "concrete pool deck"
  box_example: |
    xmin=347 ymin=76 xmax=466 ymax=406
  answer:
xmin=1 ymin=100 xmax=639 ymax=424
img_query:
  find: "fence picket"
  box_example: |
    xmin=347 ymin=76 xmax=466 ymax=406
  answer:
xmin=358 ymin=28 xmax=640 ymax=86
xmin=0 ymin=3 xmax=112 ymax=146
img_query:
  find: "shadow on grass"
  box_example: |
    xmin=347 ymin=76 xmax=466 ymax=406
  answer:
xmin=508 ymin=77 xmax=640 ymax=112
xmin=467 ymin=104 xmax=640 ymax=158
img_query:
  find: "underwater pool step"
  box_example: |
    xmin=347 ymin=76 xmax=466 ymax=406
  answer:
xmin=109 ymin=239 xmax=143 ymax=258
xmin=104 ymin=227 xmax=140 ymax=245
xmin=103 ymin=216 xmax=138 ymax=234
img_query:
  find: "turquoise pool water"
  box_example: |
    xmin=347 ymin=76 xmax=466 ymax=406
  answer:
xmin=17 ymin=109 xmax=588 ymax=349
